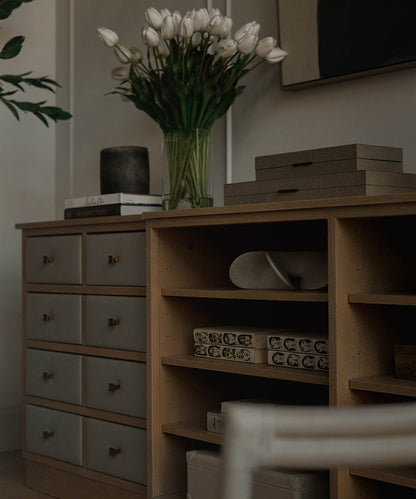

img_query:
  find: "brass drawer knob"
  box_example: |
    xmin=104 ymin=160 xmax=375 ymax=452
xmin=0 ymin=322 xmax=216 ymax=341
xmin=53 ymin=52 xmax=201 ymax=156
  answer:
xmin=107 ymin=255 xmax=120 ymax=264
xmin=108 ymin=318 xmax=120 ymax=327
xmin=42 ymin=313 xmax=54 ymax=322
xmin=42 ymin=256 xmax=54 ymax=264
xmin=42 ymin=431 xmax=54 ymax=439
xmin=108 ymin=382 xmax=120 ymax=392
xmin=42 ymin=371 xmax=54 ymax=380
xmin=109 ymin=447 xmax=121 ymax=457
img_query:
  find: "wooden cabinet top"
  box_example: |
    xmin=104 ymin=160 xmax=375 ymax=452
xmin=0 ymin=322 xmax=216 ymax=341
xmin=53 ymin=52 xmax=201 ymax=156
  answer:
xmin=15 ymin=192 xmax=416 ymax=231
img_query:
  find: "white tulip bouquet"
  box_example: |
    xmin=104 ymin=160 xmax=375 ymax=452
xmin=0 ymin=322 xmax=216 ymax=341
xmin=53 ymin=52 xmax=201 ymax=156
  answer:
xmin=98 ymin=7 xmax=287 ymax=209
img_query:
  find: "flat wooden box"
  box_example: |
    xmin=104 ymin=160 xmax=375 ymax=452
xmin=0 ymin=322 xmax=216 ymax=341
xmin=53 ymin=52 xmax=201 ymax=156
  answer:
xmin=395 ymin=345 xmax=416 ymax=380
xmin=255 ymin=144 xmax=403 ymax=181
xmin=224 ymin=171 xmax=416 ymax=205
xmin=256 ymin=144 xmax=403 ymax=168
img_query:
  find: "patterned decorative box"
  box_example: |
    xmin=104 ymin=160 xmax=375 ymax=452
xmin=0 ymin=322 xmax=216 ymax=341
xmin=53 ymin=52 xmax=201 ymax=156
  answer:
xmin=194 ymin=343 xmax=267 ymax=363
xmin=193 ymin=325 xmax=276 ymax=348
xmin=268 ymin=350 xmax=328 ymax=372
xmin=267 ymin=332 xmax=328 ymax=355
xmin=206 ymin=410 xmax=224 ymax=434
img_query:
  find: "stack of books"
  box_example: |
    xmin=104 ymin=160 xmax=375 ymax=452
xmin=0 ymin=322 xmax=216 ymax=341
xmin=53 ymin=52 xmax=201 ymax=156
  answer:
xmin=64 ymin=192 xmax=162 ymax=219
xmin=193 ymin=326 xmax=277 ymax=364
xmin=267 ymin=331 xmax=329 ymax=372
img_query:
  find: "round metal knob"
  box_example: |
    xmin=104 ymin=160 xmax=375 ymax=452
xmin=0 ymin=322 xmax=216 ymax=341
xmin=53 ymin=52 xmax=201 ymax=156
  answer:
xmin=108 ymin=382 xmax=120 ymax=392
xmin=107 ymin=255 xmax=120 ymax=264
xmin=109 ymin=447 xmax=121 ymax=456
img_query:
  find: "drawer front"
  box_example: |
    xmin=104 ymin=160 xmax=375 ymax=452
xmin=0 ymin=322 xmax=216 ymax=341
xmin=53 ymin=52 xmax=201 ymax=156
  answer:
xmin=86 ymin=418 xmax=146 ymax=484
xmin=26 ymin=349 xmax=82 ymax=405
xmin=25 ymin=404 xmax=83 ymax=466
xmin=85 ymin=357 xmax=146 ymax=418
xmin=26 ymin=293 xmax=82 ymax=344
xmin=86 ymin=232 xmax=145 ymax=286
xmin=86 ymin=295 xmax=146 ymax=352
xmin=26 ymin=235 xmax=82 ymax=284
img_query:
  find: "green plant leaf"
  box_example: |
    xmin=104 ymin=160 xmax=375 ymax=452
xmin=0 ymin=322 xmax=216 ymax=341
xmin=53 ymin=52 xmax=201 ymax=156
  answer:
xmin=2 ymin=99 xmax=19 ymax=119
xmin=0 ymin=35 xmax=25 ymax=59
xmin=40 ymin=106 xmax=72 ymax=121
xmin=33 ymin=111 xmax=49 ymax=127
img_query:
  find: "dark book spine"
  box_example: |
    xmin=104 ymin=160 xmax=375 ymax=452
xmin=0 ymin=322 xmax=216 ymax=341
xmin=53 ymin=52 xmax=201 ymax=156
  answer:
xmin=64 ymin=204 xmax=122 ymax=219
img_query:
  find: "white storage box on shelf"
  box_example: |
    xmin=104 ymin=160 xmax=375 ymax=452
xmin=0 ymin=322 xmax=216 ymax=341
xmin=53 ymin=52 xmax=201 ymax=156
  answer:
xmin=186 ymin=449 xmax=328 ymax=499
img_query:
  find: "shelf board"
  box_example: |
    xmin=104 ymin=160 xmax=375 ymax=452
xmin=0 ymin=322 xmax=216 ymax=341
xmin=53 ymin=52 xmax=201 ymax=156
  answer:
xmin=25 ymin=283 xmax=146 ymax=296
xmin=25 ymin=395 xmax=147 ymax=428
xmin=349 ymin=375 xmax=416 ymax=397
xmin=25 ymin=340 xmax=146 ymax=362
xmin=163 ymin=420 xmax=222 ymax=445
xmin=162 ymin=354 xmax=329 ymax=385
xmin=351 ymin=467 xmax=416 ymax=489
xmin=162 ymin=288 xmax=328 ymax=302
xmin=349 ymin=293 xmax=416 ymax=306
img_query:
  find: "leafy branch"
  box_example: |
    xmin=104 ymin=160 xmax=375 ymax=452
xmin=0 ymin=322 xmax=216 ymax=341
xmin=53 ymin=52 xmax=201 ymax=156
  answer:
xmin=0 ymin=0 xmax=71 ymax=126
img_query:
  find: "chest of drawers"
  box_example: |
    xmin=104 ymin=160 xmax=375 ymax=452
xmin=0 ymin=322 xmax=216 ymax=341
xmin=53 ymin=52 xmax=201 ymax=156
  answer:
xmin=17 ymin=216 xmax=148 ymax=499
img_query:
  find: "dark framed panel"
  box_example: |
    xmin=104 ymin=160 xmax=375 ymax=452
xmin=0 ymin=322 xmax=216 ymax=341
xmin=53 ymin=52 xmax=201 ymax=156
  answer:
xmin=277 ymin=0 xmax=416 ymax=89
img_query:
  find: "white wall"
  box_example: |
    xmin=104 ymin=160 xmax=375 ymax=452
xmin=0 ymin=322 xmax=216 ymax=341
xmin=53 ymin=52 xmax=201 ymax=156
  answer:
xmin=57 ymin=0 xmax=416 ymax=207
xmin=0 ymin=0 xmax=58 ymax=451
xmin=232 ymin=1 xmax=416 ymax=180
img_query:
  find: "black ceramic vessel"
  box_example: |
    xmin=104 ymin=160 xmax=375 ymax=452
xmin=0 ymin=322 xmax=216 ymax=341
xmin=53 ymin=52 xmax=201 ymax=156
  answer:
xmin=100 ymin=145 xmax=150 ymax=194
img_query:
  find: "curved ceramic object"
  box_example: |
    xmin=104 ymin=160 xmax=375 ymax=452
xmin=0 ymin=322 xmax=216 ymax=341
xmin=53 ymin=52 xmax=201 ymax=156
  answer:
xmin=229 ymin=251 xmax=328 ymax=290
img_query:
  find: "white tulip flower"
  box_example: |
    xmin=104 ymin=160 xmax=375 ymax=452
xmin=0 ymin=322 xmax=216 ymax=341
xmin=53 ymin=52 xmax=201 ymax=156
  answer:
xmin=249 ymin=21 xmax=261 ymax=37
xmin=97 ymin=27 xmax=119 ymax=47
xmin=237 ymin=34 xmax=258 ymax=55
xmin=129 ymin=47 xmax=143 ymax=64
xmin=234 ymin=21 xmax=261 ymax=43
xmin=233 ymin=23 xmax=251 ymax=43
xmin=207 ymin=14 xmax=223 ymax=36
xmin=265 ymin=47 xmax=287 ymax=64
xmin=193 ymin=8 xmax=209 ymax=32
xmin=142 ymin=26 xmax=160 ymax=47
xmin=191 ymin=32 xmax=202 ymax=46
xmin=111 ymin=66 xmax=130 ymax=80
xmin=114 ymin=44 xmax=134 ymax=64
xmin=157 ymin=43 xmax=170 ymax=58
xmin=218 ymin=16 xmax=233 ymax=38
xmin=172 ymin=10 xmax=182 ymax=28
xmin=216 ymin=38 xmax=237 ymax=58
xmin=161 ymin=15 xmax=177 ymax=40
xmin=160 ymin=8 xmax=171 ymax=18
xmin=178 ymin=15 xmax=194 ymax=39
xmin=209 ymin=8 xmax=221 ymax=19
xmin=255 ymin=37 xmax=277 ymax=58
xmin=145 ymin=7 xmax=163 ymax=30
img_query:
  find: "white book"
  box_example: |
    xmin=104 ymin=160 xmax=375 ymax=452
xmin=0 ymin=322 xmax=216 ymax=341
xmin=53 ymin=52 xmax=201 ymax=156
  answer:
xmin=65 ymin=192 xmax=162 ymax=208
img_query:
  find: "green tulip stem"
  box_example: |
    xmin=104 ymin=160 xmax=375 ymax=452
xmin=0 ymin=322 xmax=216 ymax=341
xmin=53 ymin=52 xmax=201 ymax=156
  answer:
xmin=164 ymin=128 xmax=212 ymax=210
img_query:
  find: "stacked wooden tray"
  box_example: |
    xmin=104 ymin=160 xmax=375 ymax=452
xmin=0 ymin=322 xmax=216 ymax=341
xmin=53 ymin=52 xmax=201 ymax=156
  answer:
xmin=224 ymin=144 xmax=414 ymax=205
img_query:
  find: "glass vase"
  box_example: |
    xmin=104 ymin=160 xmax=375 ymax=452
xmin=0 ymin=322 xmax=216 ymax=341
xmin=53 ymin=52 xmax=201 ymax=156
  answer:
xmin=162 ymin=128 xmax=213 ymax=210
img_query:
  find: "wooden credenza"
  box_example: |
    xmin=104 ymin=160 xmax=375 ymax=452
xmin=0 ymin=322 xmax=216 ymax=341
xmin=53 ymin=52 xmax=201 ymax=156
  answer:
xmin=18 ymin=193 xmax=416 ymax=498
